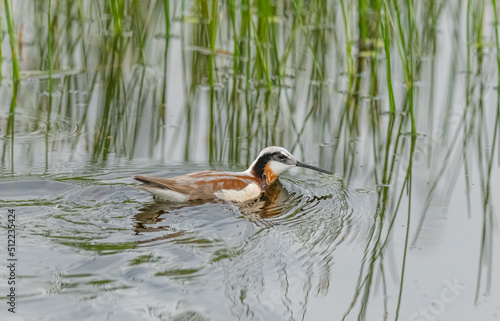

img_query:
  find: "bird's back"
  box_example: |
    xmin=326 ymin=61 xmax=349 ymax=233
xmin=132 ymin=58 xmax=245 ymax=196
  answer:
xmin=133 ymin=171 xmax=263 ymax=202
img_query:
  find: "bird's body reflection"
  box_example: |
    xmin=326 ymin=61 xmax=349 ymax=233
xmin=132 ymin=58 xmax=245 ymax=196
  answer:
xmin=133 ymin=180 xmax=293 ymax=235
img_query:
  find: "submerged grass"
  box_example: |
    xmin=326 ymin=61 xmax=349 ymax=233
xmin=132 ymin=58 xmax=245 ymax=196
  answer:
xmin=1 ymin=0 xmax=499 ymax=320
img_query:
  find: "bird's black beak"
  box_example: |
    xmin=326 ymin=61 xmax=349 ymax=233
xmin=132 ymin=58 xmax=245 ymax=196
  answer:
xmin=295 ymin=161 xmax=333 ymax=175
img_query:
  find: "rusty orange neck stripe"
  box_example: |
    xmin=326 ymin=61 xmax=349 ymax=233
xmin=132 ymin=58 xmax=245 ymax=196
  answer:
xmin=263 ymin=164 xmax=279 ymax=187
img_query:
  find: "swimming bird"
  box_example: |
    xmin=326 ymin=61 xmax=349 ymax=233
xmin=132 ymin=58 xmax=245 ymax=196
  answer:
xmin=133 ymin=146 xmax=332 ymax=203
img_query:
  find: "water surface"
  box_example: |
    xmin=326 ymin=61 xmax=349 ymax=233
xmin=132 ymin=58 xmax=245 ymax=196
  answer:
xmin=1 ymin=1 xmax=500 ymax=320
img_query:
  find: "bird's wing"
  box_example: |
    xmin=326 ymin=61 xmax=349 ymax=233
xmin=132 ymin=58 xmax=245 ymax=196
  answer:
xmin=133 ymin=175 xmax=195 ymax=195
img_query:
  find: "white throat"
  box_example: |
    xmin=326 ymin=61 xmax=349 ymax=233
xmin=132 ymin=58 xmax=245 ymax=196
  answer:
xmin=267 ymin=160 xmax=294 ymax=175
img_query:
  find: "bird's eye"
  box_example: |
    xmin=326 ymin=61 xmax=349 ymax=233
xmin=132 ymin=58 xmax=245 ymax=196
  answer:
xmin=278 ymin=154 xmax=287 ymax=160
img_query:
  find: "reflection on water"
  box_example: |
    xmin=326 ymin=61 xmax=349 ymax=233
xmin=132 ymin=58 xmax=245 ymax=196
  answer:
xmin=1 ymin=0 xmax=500 ymax=320
xmin=0 ymin=169 xmax=373 ymax=320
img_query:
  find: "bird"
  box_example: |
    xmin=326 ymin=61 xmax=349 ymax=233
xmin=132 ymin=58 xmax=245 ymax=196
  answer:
xmin=133 ymin=146 xmax=332 ymax=203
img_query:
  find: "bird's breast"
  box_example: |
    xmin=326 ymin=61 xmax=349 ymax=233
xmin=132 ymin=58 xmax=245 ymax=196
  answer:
xmin=214 ymin=182 xmax=262 ymax=202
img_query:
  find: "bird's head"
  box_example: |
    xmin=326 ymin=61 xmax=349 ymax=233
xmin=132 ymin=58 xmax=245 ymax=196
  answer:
xmin=248 ymin=146 xmax=332 ymax=186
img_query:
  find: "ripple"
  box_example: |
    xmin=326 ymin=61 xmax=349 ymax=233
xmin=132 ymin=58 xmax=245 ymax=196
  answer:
xmin=0 ymin=110 xmax=82 ymax=143
xmin=6 ymin=170 xmax=378 ymax=321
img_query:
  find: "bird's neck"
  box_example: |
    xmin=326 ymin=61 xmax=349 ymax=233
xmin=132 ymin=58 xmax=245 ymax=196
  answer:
xmin=251 ymin=163 xmax=278 ymax=187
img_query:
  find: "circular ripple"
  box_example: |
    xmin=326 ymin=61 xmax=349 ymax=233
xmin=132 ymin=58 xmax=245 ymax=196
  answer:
xmin=0 ymin=110 xmax=82 ymax=142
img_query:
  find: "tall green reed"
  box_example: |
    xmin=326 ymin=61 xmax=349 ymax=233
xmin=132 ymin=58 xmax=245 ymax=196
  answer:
xmin=3 ymin=0 xmax=21 ymax=173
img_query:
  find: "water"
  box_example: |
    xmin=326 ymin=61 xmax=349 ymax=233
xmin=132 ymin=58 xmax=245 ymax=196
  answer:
xmin=2 ymin=158 xmax=372 ymax=320
xmin=1 ymin=0 xmax=500 ymax=320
